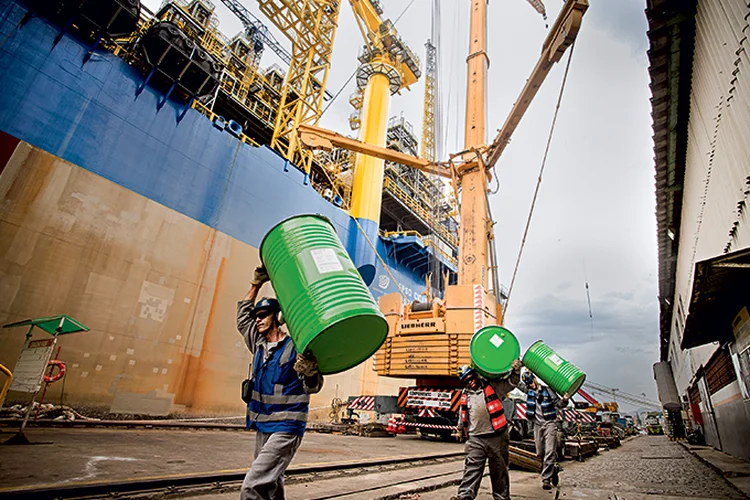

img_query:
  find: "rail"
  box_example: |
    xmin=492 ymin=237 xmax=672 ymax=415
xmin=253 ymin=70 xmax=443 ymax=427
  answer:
xmin=383 ymin=177 xmax=458 ymax=248
xmin=0 ymin=450 xmax=464 ymax=499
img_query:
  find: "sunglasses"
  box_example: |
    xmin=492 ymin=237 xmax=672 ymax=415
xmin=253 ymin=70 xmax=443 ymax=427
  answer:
xmin=255 ymin=311 xmax=274 ymax=320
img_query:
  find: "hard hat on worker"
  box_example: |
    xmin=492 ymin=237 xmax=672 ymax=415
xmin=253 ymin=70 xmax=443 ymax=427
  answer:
xmin=458 ymin=365 xmax=476 ymax=382
xmin=250 ymin=297 xmax=281 ymax=319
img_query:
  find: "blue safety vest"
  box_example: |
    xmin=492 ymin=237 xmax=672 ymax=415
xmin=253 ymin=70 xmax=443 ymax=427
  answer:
xmin=246 ymin=336 xmax=309 ymax=435
xmin=526 ymin=386 xmax=557 ymax=421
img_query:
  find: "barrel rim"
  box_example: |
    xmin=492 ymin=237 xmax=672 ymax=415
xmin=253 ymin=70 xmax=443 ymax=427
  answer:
xmin=568 ymin=373 xmax=586 ymax=396
xmin=259 ymin=213 xmax=336 ymax=264
xmin=305 ymin=311 xmax=389 ymax=375
xmin=470 ymin=325 xmax=520 ymax=378
xmin=521 ymin=339 xmax=546 ymax=360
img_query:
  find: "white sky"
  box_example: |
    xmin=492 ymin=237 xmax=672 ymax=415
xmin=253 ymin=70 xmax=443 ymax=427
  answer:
xmin=143 ymin=0 xmax=659 ymax=412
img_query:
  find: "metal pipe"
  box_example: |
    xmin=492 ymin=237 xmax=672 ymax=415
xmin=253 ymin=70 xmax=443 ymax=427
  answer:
xmin=0 ymin=363 xmax=12 ymax=408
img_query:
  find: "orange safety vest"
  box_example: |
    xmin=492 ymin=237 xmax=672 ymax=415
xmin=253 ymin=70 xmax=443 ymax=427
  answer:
xmin=460 ymin=383 xmax=508 ymax=435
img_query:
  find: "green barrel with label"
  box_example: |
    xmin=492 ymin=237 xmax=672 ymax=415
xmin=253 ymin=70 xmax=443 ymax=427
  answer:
xmin=470 ymin=326 xmax=521 ymax=379
xmin=522 ymin=340 xmax=586 ymax=396
xmin=260 ymin=214 xmax=388 ymax=375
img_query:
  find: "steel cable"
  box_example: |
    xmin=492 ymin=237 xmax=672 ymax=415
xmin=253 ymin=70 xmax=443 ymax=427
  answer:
xmin=504 ymin=42 xmax=576 ymax=315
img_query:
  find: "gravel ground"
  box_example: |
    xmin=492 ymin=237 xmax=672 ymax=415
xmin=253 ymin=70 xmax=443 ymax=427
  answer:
xmin=559 ymin=435 xmax=746 ymax=499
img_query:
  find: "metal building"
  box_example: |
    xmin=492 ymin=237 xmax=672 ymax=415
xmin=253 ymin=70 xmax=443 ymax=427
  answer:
xmin=648 ymin=0 xmax=750 ymax=459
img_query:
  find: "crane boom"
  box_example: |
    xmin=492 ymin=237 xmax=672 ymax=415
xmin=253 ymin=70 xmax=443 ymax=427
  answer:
xmin=219 ymin=0 xmax=292 ymax=65
xmin=583 ymin=381 xmax=661 ymax=409
xmin=297 ymin=124 xmax=450 ymax=178
xmin=484 ymin=0 xmax=588 ymax=169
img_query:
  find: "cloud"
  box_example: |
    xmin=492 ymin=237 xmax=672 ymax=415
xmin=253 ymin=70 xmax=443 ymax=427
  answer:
xmin=586 ymin=0 xmax=650 ymax=56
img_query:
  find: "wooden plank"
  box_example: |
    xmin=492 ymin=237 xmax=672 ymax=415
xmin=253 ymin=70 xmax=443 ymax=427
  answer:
xmin=509 ymin=446 xmax=541 ymax=472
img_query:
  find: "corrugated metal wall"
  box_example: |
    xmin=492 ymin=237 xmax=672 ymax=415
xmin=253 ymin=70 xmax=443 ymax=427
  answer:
xmin=671 ymin=0 xmax=750 ymax=393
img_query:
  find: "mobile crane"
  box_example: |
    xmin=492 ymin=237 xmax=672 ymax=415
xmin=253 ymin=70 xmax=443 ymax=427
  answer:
xmin=299 ymin=0 xmax=588 ymax=436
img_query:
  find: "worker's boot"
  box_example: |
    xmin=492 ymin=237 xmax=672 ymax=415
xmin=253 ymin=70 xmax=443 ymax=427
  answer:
xmin=542 ymin=480 xmax=552 ymax=490
xmin=551 ymin=465 xmax=560 ymax=486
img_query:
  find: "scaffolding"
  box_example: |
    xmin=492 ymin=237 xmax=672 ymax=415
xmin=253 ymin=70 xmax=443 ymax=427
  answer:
xmin=257 ymin=0 xmax=342 ymax=175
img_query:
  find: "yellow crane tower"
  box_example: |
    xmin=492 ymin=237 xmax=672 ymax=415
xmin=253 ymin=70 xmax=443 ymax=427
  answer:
xmin=342 ymin=0 xmax=422 ymax=284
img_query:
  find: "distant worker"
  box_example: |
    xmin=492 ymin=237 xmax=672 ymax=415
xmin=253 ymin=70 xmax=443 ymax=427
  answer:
xmin=517 ymin=371 xmax=568 ymax=490
xmin=450 ymin=360 xmax=523 ymax=500
xmin=237 ymin=265 xmax=323 ymax=500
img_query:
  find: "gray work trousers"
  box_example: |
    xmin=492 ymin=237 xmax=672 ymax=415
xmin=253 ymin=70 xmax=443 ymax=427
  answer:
xmin=457 ymin=431 xmax=510 ymax=500
xmin=240 ymin=431 xmax=303 ymax=500
xmin=534 ymin=420 xmax=558 ymax=482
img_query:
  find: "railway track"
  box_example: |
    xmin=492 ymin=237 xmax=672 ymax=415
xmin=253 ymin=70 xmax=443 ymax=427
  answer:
xmin=0 ymin=452 xmax=465 ymax=500
xmin=0 ymin=418 xmax=355 ymax=434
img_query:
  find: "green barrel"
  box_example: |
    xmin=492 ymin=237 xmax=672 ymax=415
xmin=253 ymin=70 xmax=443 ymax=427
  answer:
xmin=260 ymin=214 xmax=388 ymax=375
xmin=470 ymin=326 xmax=521 ymax=379
xmin=522 ymin=341 xmax=586 ymax=396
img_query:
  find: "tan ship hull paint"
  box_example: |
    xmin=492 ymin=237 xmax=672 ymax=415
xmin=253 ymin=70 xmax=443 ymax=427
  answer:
xmin=0 ymin=142 xmax=409 ymax=417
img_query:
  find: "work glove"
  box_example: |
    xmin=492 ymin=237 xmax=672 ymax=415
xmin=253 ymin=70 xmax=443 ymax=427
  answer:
xmin=251 ymin=266 xmax=269 ymax=286
xmin=294 ymin=352 xmax=319 ymax=378
xmin=511 ymin=359 xmax=523 ymax=374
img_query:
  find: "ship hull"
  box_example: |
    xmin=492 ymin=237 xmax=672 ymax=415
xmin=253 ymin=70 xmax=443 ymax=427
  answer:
xmin=0 ymin=1 xmax=420 ymax=416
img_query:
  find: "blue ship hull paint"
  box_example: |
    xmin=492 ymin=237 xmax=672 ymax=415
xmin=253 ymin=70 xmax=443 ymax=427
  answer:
xmin=0 ymin=0 xmax=428 ymax=304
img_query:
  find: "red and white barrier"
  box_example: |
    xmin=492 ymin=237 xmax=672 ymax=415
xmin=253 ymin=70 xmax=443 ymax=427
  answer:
xmin=348 ymin=396 xmax=375 ymax=411
xmin=514 ymin=403 xmax=596 ymax=423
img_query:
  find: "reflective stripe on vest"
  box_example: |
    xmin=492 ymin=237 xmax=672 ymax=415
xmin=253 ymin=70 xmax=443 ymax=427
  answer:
xmin=483 ymin=384 xmax=508 ymax=432
xmin=526 ymin=387 xmax=557 ymax=421
xmin=251 ymin=391 xmax=310 ymax=405
xmin=247 ymin=410 xmax=309 ymax=423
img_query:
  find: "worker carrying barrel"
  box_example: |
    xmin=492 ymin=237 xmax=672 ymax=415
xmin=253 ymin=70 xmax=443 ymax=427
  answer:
xmin=517 ymin=371 xmax=569 ymax=490
xmin=237 ymin=265 xmax=323 ymax=500
xmin=450 ymin=360 xmax=523 ymax=500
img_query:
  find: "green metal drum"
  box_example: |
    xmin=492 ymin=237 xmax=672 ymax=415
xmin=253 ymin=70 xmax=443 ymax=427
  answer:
xmin=522 ymin=341 xmax=586 ymax=396
xmin=470 ymin=326 xmax=521 ymax=379
xmin=260 ymin=214 xmax=388 ymax=375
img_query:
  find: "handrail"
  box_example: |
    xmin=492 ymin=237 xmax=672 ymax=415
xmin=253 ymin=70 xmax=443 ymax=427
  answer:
xmin=0 ymin=363 xmax=12 ymax=408
xmin=382 ymin=178 xmax=458 ymax=248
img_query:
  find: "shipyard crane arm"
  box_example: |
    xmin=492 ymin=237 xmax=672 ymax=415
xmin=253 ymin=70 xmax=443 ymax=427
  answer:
xmin=219 ymin=0 xmax=292 ymax=65
xmin=484 ymin=0 xmax=588 ymax=169
xmin=583 ymin=381 xmax=661 ymax=410
xmin=348 ymin=0 xmax=421 ymax=90
xmin=298 ymin=124 xmax=451 ymax=179
xmin=577 ymin=388 xmax=619 ymax=412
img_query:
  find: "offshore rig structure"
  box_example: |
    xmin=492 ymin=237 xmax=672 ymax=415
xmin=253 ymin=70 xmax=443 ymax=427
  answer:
xmin=21 ymin=0 xmax=459 ymax=276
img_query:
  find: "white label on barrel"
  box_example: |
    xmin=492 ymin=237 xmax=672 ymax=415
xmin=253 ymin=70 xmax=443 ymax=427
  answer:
xmin=548 ymin=354 xmax=563 ymax=366
xmin=489 ymin=334 xmax=504 ymax=348
xmin=311 ymin=248 xmax=343 ymax=274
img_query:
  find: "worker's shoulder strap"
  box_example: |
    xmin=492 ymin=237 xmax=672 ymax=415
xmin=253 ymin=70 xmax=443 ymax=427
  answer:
xmin=278 ymin=336 xmax=295 ymax=366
